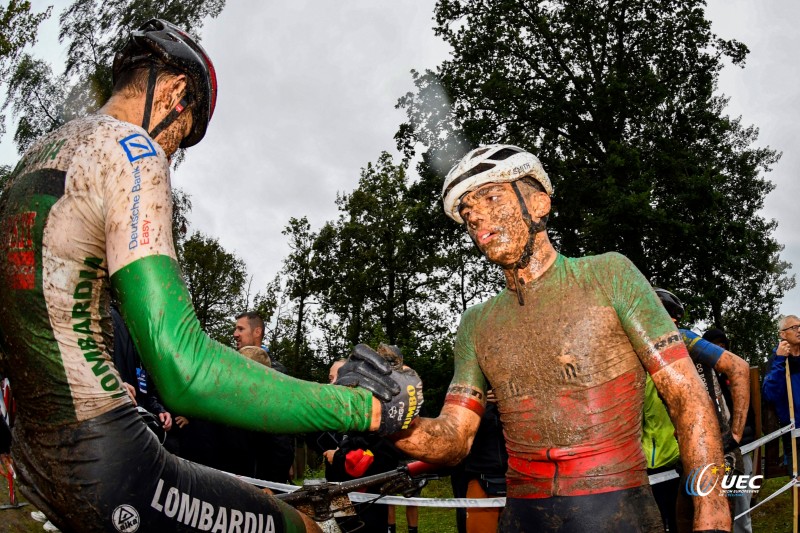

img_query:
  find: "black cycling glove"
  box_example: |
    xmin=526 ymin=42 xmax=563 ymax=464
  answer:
xmin=336 ymin=343 xmax=423 ymax=436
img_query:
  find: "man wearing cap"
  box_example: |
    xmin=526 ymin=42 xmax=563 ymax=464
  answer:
xmin=0 ymin=19 xmax=420 ymax=532
xmin=384 ymin=145 xmax=730 ymax=532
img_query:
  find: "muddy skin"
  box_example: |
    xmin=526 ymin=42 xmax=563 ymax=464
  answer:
xmin=152 ymin=105 xmax=192 ymax=157
xmin=390 ymin=403 xmax=480 ymax=465
xmin=395 ymin=180 xmax=729 ymax=531
xmin=707 ymin=350 xmax=749 ymax=442
xmin=653 ymin=358 xmax=730 ymax=531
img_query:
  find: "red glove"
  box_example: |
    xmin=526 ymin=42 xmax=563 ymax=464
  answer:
xmin=344 ymin=449 xmax=374 ymax=478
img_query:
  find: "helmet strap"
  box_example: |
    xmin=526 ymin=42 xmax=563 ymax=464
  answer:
xmin=510 ymin=181 xmax=547 ymax=306
xmin=148 ymin=95 xmax=191 ymax=140
xmin=141 ymin=64 xmax=158 ymax=133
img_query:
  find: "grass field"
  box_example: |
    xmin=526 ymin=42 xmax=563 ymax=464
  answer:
xmin=390 ymin=477 xmax=458 ymax=533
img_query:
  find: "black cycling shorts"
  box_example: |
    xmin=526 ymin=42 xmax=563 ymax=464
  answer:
xmin=498 ymin=485 xmax=663 ymax=533
xmin=12 ymin=405 xmax=309 ymax=533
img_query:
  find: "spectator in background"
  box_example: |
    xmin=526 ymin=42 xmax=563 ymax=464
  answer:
xmin=1 ymin=375 xmax=13 ymax=454
xmin=209 ymin=346 xmax=295 ymax=482
xmin=110 ymin=306 xmax=173 ymax=437
xmin=240 ymin=345 xmax=272 ymax=367
xmin=654 ymin=289 xmax=750 ymax=533
xmin=308 ymin=359 xmax=349 ymax=490
xmin=762 ymin=315 xmax=800 ymax=468
xmin=234 ymin=311 xmax=267 ymax=352
xmin=325 ymin=345 xmax=413 ymax=533
xmin=213 ymin=316 xmax=295 ymax=482
xmin=641 ymin=375 xmax=681 ymax=533
xmin=234 ymin=311 xmax=290 ymax=374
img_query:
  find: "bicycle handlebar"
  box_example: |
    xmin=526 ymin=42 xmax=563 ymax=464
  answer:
xmin=275 ymin=461 xmax=439 ymax=522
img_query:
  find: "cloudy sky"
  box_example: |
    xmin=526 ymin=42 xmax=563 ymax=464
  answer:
xmin=3 ymin=1 xmax=799 ymax=325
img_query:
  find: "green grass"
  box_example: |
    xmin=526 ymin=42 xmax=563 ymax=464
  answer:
xmin=749 ymin=475 xmax=796 ymax=533
xmin=391 ymin=478 xmax=458 ymax=533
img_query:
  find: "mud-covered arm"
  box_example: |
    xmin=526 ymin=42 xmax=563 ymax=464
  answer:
xmin=390 ymin=309 xmax=484 ymax=464
xmin=603 ymin=255 xmax=729 ymax=531
xmin=104 ymin=135 xmax=375 ymax=433
xmin=714 ymin=351 xmax=750 ymax=443
xmin=682 ymin=329 xmax=751 ymax=443
xmin=652 ymin=357 xmax=730 ymax=532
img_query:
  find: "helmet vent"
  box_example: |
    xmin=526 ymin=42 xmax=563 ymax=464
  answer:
xmin=488 ymin=147 xmax=522 ymax=161
xmin=443 ymin=162 xmax=496 ymax=200
xmin=470 ymin=147 xmax=491 ymax=159
xmin=455 ymin=162 xmax=495 ymax=183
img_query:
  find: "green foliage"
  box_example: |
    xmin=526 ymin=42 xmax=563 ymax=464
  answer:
xmin=0 ymin=0 xmax=51 ymax=82
xmin=280 ymin=216 xmax=318 ymax=377
xmin=0 ymin=0 xmax=51 ymax=143
xmin=2 ymin=0 xmax=226 ymax=153
xmin=3 ymin=55 xmax=68 ymax=153
xmin=171 ymin=188 xmax=193 ymax=259
xmin=308 ymin=152 xmax=456 ymax=367
xmin=396 ymin=0 xmax=793 ymax=361
xmin=180 ymin=231 xmax=247 ymax=345
xmin=259 ymin=151 xmax=507 ymax=403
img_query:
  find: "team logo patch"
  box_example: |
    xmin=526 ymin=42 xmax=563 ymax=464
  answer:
xmin=112 ymin=504 xmax=140 ymax=532
xmin=119 ymin=134 xmax=157 ymax=163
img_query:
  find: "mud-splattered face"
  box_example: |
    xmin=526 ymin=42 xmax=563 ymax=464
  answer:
xmin=153 ymin=109 xmax=193 ymax=157
xmin=458 ymin=182 xmax=529 ymax=266
xmin=150 ymin=74 xmax=193 ymax=157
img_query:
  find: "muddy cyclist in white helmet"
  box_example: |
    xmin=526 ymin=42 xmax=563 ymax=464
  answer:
xmin=388 ymin=144 xmax=731 ymax=532
xmin=443 ymin=144 xmax=552 ymax=304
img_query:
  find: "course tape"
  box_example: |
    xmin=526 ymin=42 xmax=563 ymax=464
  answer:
xmin=347 ymin=493 xmax=506 ymax=507
xmin=743 ymin=423 xmax=794 ymax=455
xmin=645 ymin=423 xmax=795 ymax=487
xmin=227 ymin=424 xmax=797 ymax=510
xmin=231 ymin=472 xmax=507 ymax=507
xmin=734 ymin=476 xmax=796 ymax=521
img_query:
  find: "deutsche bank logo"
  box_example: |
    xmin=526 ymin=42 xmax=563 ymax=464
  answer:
xmin=119 ymin=134 xmax=157 ymax=163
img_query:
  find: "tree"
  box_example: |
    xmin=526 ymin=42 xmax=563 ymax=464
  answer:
xmin=0 ymin=0 xmax=50 ymax=76
xmin=171 ymin=188 xmax=193 ymax=261
xmin=280 ymin=216 xmax=318 ymax=378
xmin=313 ymin=152 xmax=450 ymax=351
xmin=0 ymin=0 xmax=51 ymax=141
xmin=3 ymin=55 xmax=69 ymax=153
xmin=406 ymin=151 xmax=504 ymax=317
xmin=180 ymin=231 xmax=247 ymax=344
xmin=3 ymin=0 xmax=225 ymax=153
xmin=396 ymin=0 xmax=792 ymax=359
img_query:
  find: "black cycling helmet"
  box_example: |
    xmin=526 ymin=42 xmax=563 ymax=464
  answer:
xmin=112 ymin=19 xmax=218 ymax=148
xmin=654 ymin=288 xmax=685 ymax=322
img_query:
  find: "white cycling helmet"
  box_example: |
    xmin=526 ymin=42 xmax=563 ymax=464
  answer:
xmin=442 ymin=144 xmax=553 ymax=223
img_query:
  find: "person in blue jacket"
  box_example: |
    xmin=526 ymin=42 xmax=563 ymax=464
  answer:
xmin=762 ymin=315 xmax=800 ymax=424
xmin=762 ymin=315 xmax=800 ymax=467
